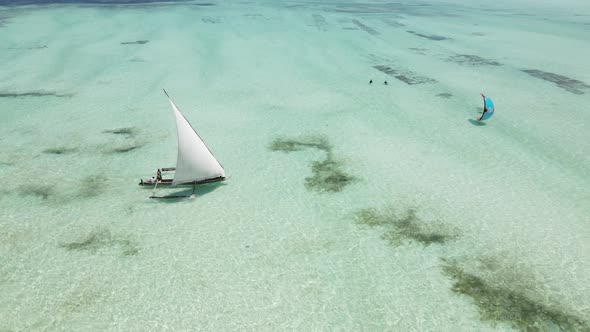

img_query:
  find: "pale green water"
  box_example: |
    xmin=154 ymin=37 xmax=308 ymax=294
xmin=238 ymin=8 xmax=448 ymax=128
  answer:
xmin=1 ymin=1 xmax=589 ymax=331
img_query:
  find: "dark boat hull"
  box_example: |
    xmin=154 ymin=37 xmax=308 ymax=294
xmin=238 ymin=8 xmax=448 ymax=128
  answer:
xmin=139 ymin=176 xmax=226 ymax=186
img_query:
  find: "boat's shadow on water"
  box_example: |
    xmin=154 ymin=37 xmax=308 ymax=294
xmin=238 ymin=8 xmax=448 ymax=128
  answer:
xmin=141 ymin=182 xmax=228 ymax=202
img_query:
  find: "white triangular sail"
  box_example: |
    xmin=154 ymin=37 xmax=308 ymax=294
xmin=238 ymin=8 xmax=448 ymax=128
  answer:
xmin=166 ymin=93 xmax=225 ymax=186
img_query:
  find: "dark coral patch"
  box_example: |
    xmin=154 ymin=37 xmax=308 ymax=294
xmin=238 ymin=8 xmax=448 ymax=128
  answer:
xmin=351 ymin=19 xmax=379 ymax=35
xmin=0 ymin=91 xmax=72 ymax=98
xmin=120 ymin=40 xmax=149 ymax=45
xmin=312 ymin=14 xmax=328 ymax=31
xmin=305 ymin=159 xmax=354 ymax=193
xmin=269 ymin=136 xmax=354 ymax=193
xmin=60 ymin=229 xmax=139 ymax=256
xmin=522 ymin=69 xmax=590 ymax=94
xmin=244 ymin=13 xmax=266 ymax=19
xmin=436 ymin=93 xmax=453 ymax=98
xmin=102 ymin=127 xmax=137 ymax=138
xmin=43 ymin=147 xmax=78 ymax=155
xmin=201 ymin=17 xmax=219 ymax=24
xmin=18 ymin=185 xmax=53 ymax=200
xmin=382 ymin=18 xmax=405 ymax=27
xmin=79 ymin=175 xmax=107 ymax=198
xmin=270 ymin=136 xmax=330 ymax=152
xmin=448 ymin=54 xmax=501 ymax=66
xmin=326 ymin=3 xmax=445 ymax=16
xmin=0 ymin=14 xmax=12 ymax=28
xmin=355 ymin=207 xmax=458 ymax=246
xmin=108 ymin=144 xmax=144 ymax=154
xmin=373 ymin=65 xmax=437 ymax=85
xmin=407 ymin=30 xmax=450 ymax=40
xmin=6 ymin=45 xmax=47 ymax=50
xmin=408 ymin=47 xmax=427 ymax=55
xmin=441 ymin=257 xmax=590 ymax=331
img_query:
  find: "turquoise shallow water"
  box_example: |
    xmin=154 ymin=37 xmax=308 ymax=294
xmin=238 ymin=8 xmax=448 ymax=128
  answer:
xmin=1 ymin=1 xmax=589 ymax=330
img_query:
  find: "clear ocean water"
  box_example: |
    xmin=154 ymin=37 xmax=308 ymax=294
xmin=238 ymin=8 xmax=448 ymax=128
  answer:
xmin=1 ymin=1 xmax=589 ymax=330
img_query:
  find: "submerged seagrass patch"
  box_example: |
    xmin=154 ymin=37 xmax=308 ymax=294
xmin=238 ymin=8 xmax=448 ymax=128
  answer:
xmin=60 ymin=228 xmax=139 ymax=256
xmin=448 ymin=54 xmax=502 ymax=66
xmin=407 ymin=30 xmax=450 ymax=40
xmin=441 ymin=255 xmax=590 ymax=331
xmin=522 ymin=69 xmax=590 ymax=94
xmin=355 ymin=207 xmax=459 ymax=246
xmin=0 ymin=91 xmax=72 ymax=98
xmin=373 ymin=65 xmax=437 ymax=85
xmin=269 ymin=135 xmax=355 ymax=192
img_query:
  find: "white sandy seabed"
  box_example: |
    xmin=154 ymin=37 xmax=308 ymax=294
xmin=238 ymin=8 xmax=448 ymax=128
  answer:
xmin=0 ymin=0 xmax=589 ymax=330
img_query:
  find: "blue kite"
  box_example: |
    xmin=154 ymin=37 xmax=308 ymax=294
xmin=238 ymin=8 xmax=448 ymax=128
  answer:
xmin=478 ymin=93 xmax=495 ymax=121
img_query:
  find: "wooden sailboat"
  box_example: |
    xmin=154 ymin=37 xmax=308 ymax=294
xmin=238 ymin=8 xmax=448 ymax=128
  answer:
xmin=139 ymin=89 xmax=226 ymax=198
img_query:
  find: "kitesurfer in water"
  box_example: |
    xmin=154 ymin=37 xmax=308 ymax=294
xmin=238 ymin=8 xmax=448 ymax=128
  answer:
xmin=477 ymin=92 xmax=488 ymax=121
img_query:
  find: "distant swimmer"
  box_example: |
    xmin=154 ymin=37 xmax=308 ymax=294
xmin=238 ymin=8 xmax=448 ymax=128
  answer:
xmin=369 ymin=79 xmax=373 ymax=84
xmin=384 ymin=80 xmax=388 ymax=85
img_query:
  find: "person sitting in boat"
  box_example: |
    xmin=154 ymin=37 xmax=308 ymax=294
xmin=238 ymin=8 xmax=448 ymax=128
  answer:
xmin=156 ymin=169 xmax=162 ymax=182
